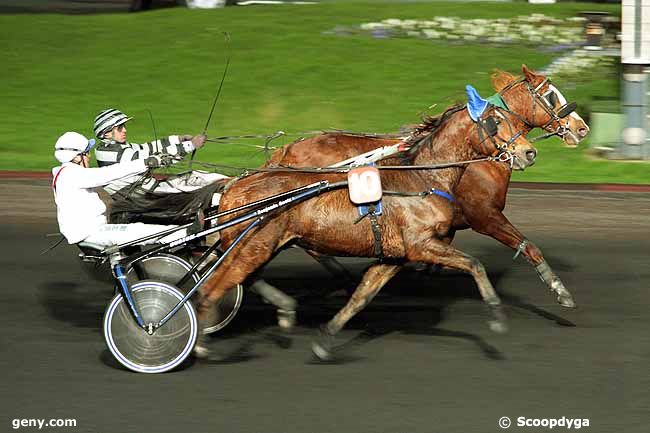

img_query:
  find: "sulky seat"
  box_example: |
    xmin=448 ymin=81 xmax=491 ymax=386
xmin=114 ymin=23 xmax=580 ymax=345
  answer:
xmin=77 ymin=241 xmax=107 ymax=262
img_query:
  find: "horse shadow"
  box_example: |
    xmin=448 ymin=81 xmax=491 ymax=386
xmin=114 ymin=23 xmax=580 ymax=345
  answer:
xmin=319 ymin=270 xmax=507 ymax=362
xmin=250 ymin=259 xmax=575 ymax=364
xmin=42 ymin=249 xmax=576 ymax=366
xmin=498 ymin=292 xmax=576 ymax=327
xmin=38 ymin=280 xmax=112 ymax=332
xmin=205 ymin=268 xmax=513 ymax=364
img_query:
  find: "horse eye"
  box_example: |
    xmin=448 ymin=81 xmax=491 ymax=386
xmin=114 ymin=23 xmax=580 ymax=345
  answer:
xmin=547 ymin=92 xmax=558 ymax=107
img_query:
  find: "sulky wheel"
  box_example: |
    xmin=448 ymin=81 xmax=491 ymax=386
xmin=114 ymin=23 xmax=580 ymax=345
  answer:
xmin=126 ymin=253 xmax=199 ymax=293
xmin=127 ymin=252 xmax=243 ymax=334
xmin=103 ymin=281 xmax=198 ymax=374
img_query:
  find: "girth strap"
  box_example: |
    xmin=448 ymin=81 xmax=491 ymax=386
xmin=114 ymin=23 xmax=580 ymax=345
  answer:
xmin=368 ymin=211 xmax=384 ymax=259
xmin=354 ymin=204 xmax=384 ymax=259
xmin=383 ymin=187 xmax=455 ymax=203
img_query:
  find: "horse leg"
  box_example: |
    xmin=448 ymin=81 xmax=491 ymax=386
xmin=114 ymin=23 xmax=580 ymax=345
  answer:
xmin=406 ymin=240 xmax=508 ymax=334
xmin=249 ymin=279 xmax=297 ymax=329
xmin=194 ymin=226 xmax=289 ymax=358
xmin=303 ymin=249 xmax=357 ymax=291
xmin=412 ymin=229 xmax=455 ymax=274
xmin=466 ymin=208 xmax=575 ymax=308
xmin=312 ymin=263 xmax=402 ymax=360
xmin=431 ymin=228 xmax=456 ymax=273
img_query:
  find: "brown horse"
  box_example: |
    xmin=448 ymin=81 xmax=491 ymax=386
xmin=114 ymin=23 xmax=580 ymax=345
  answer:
xmin=265 ymin=65 xmax=588 ymax=309
xmin=197 ymin=102 xmax=537 ymax=359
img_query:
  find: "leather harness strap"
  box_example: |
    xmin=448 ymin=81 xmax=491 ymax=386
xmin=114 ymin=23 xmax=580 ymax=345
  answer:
xmin=354 ymin=204 xmax=384 ymax=259
xmin=368 ymin=210 xmax=383 ymax=259
xmin=52 ymin=167 xmax=67 ymax=193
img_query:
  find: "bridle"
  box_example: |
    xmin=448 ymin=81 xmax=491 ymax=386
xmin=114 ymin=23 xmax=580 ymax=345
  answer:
xmin=497 ymin=77 xmax=578 ymax=142
xmin=475 ymin=106 xmax=525 ymax=169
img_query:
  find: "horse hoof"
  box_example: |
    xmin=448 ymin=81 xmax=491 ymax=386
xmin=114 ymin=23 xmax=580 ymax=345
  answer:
xmin=550 ymin=279 xmax=576 ymax=308
xmin=557 ymin=294 xmax=576 ymax=308
xmin=193 ymin=338 xmax=228 ymax=362
xmin=488 ymin=304 xmax=508 ymax=334
xmin=277 ymin=309 xmax=296 ymax=330
xmin=311 ymin=341 xmax=333 ymax=361
xmin=193 ymin=342 xmax=211 ymax=359
xmin=193 ymin=333 xmax=220 ymax=360
xmin=488 ymin=320 xmax=509 ymax=334
xmin=312 ymin=326 xmax=335 ymax=361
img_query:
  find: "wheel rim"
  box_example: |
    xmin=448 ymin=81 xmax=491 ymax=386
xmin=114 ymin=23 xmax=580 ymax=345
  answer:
xmin=104 ymin=281 xmax=197 ymax=373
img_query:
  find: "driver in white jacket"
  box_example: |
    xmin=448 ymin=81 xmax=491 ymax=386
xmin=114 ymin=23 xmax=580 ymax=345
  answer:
xmin=52 ymin=131 xmax=189 ymax=248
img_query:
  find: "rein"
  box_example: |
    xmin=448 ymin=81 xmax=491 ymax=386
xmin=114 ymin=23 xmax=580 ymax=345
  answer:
xmin=206 ymin=129 xmax=406 ymax=142
xmin=187 ymin=155 xmax=498 ymax=176
xmin=189 ymin=104 xmax=519 ymax=176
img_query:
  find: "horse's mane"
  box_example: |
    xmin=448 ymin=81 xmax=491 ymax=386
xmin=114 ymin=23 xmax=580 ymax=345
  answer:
xmin=414 ymin=104 xmax=465 ymax=135
xmin=399 ymin=70 xmax=519 ymax=144
xmin=398 ymin=103 xmax=465 ymax=162
xmin=491 ymin=69 xmax=520 ymax=92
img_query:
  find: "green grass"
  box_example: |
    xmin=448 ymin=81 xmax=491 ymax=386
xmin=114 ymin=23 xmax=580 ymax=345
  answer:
xmin=1 ymin=1 xmax=647 ymax=183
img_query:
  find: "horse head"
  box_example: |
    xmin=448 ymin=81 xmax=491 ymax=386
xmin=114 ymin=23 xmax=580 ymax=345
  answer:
xmin=492 ymin=65 xmax=589 ymax=147
xmin=466 ymin=85 xmax=537 ymax=171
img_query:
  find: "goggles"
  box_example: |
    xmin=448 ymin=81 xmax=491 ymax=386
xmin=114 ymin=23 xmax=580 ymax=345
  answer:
xmin=56 ymin=138 xmax=96 ymax=156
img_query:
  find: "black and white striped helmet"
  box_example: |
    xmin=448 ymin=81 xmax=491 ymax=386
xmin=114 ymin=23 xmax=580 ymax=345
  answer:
xmin=93 ymin=108 xmax=132 ymax=138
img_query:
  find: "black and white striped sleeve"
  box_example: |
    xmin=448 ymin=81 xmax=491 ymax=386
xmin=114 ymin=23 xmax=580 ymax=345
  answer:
xmin=95 ymin=136 xmax=195 ymax=166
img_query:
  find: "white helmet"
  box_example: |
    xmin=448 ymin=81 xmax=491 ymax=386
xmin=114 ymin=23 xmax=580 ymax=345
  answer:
xmin=93 ymin=108 xmax=132 ymax=139
xmin=54 ymin=132 xmax=96 ymax=163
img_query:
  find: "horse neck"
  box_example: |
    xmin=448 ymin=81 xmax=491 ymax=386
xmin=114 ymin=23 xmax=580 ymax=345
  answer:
xmin=410 ymin=111 xmax=479 ymax=193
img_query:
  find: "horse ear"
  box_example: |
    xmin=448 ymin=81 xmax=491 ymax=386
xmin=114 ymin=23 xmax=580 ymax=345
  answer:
xmin=492 ymin=69 xmax=517 ymax=92
xmin=522 ymin=64 xmax=538 ymax=82
xmin=491 ymin=70 xmax=504 ymax=91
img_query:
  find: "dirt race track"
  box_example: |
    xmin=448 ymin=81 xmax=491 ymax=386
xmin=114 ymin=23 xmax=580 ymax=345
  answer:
xmin=0 ymin=179 xmax=649 ymax=433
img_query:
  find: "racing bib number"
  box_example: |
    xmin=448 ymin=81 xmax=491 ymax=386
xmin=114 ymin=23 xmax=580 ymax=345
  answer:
xmin=347 ymin=166 xmax=382 ymax=204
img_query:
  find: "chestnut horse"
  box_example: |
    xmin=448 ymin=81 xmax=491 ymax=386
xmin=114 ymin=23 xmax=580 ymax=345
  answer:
xmin=197 ymin=103 xmax=537 ymax=359
xmin=265 ymin=65 xmax=588 ymax=309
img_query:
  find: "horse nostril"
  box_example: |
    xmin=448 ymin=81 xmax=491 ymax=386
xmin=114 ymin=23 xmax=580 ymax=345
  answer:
xmin=526 ymin=150 xmax=537 ymax=162
xmin=578 ymin=127 xmax=588 ymax=137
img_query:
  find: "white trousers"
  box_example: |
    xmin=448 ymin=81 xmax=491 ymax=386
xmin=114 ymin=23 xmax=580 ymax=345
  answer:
xmin=83 ymin=223 xmax=188 ymax=248
xmin=141 ymin=170 xmax=227 ymax=194
xmin=140 ymin=170 xmax=225 ymax=207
